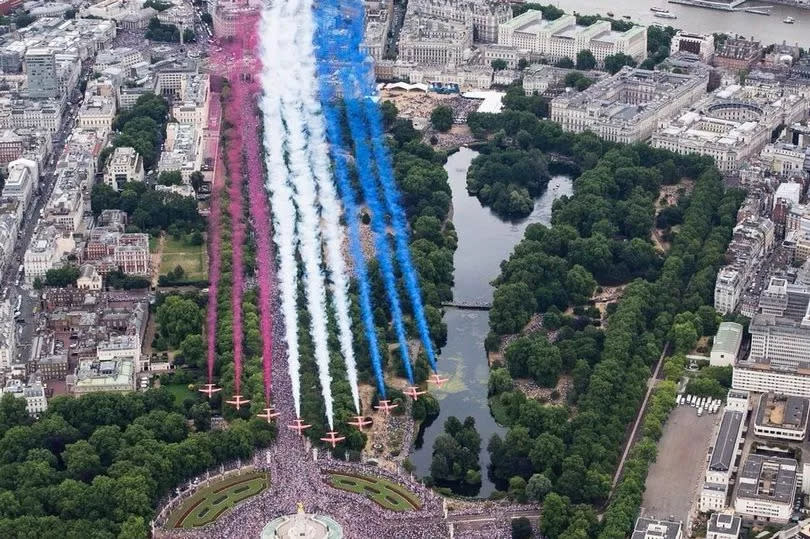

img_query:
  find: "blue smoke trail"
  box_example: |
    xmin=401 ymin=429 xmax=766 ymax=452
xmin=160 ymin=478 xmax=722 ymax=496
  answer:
xmin=313 ymin=6 xmax=412 ymax=388
xmin=340 ymin=1 xmax=440 ymax=374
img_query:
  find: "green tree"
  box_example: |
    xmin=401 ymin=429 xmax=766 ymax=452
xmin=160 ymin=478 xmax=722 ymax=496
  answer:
xmin=380 ymin=100 xmax=398 ymax=129
xmin=555 ymin=56 xmax=575 ymax=68
xmin=156 ymin=295 xmax=203 ymax=347
xmin=157 ymin=170 xmax=182 ymax=186
xmin=430 ymin=105 xmax=454 ymax=132
xmin=491 ymin=59 xmax=508 ymax=71
xmin=44 ymin=266 xmax=81 ymax=287
xmin=490 ymin=282 xmax=536 ymax=335
xmin=179 ymin=334 xmax=205 ymax=369
xmin=540 ymin=492 xmax=571 ymax=539
xmin=512 ymin=517 xmax=533 ymax=539
xmin=575 ymin=49 xmax=596 ymax=70
xmin=488 ymin=367 xmax=514 ymax=396
xmin=62 ymin=440 xmax=102 ymax=482
xmin=526 ymin=473 xmax=552 ymax=501
xmin=603 ymin=53 xmax=637 ymax=74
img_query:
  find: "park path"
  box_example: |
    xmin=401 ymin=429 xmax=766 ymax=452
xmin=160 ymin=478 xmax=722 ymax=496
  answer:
xmin=611 ymin=343 xmax=669 ymax=490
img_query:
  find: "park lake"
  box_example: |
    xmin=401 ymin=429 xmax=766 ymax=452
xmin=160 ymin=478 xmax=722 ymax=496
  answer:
xmin=410 ymin=147 xmax=573 ymax=497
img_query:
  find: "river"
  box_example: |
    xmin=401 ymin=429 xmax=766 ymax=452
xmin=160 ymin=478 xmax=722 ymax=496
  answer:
xmin=410 ymin=147 xmax=573 ymax=497
xmin=555 ymin=0 xmax=810 ymax=46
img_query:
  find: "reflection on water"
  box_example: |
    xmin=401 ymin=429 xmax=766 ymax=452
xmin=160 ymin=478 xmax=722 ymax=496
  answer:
xmin=410 ymin=148 xmax=573 ymax=497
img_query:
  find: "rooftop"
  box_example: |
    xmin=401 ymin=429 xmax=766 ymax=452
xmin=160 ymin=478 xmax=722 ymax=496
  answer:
xmin=755 ymin=393 xmax=809 ymax=432
xmin=736 ymin=454 xmax=797 ymax=504
xmin=709 ymin=410 xmax=744 ymax=472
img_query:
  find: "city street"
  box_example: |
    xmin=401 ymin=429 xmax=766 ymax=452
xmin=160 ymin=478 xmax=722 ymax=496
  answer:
xmin=3 ymin=67 xmax=87 ymax=366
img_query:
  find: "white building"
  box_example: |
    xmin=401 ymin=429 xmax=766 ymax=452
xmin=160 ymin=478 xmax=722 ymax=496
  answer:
xmin=2 ymin=158 xmax=38 ymax=210
xmin=754 ymin=393 xmax=809 ymax=441
xmin=734 ymin=455 xmax=796 ymax=523
xmin=630 ymin=518 xmax=682 ymax=539
xmin=104 ymin=147 xmax=144 ymax=191
xmin=76 ymin=264 xmax=102 ymax=291
xmin=670 ymin=31 xmax=715 ymax=62
xmin=550 ymin=67 xmax=709 ymax=143
xmin=710 ymin=322 xmax=743 ymax=367
xmin=0 ymin=299 xmax=16 ymax=371
xmin=700 ymin=410 xmax=745 ymax=512
xmin=97 ymin=334 xmax=141 ymax=372
xmin=761 ymin=143 xmax=807 ymax=177
xmin=77 ymin=95 xmax=116 ymax=130
xmin=707 ymin=512 xmax=741 ymax=539
xmin=0 ymin=380 xmax=47 ymax=415
xmin=69 ymin=358 xmax=135 ymax=395
xmin=408 ymin=0 xmax=511 ymax=44
xmin=497 ymin=12 xmax=647 ymax=65
xmin=715 ymin=267 xmax=743 ymax=315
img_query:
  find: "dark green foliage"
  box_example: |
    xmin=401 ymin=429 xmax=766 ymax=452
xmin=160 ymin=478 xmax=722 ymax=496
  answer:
xmin=512 ymin=517 xmax=533 ymax=539
xmin=642 ymin=25 xmax=677 ymax=69
xmin=603 ymin=53 xmax=637 ymax=74
xmin=430 ymin=105 xmax=453 ymax=132
xmin=502 ymin=84 xmax=549 ymax=118
xmin=157 ymin=170 xmax=182 ymax=186
xmin=555 ymin=57 xmax=575 ymax=68
xmin=105 ymin=270 xmax=150 ymax=290
xmin=145 ymin=17 xmax=195 ymax=43
xmin=44 ymin=266 xmax=80 ymax=287
xmin=0 ymin=391 xmax=274 ymax=536
xmin=563 ymin=71 xmax=594 ymax=91
xmin=467 ymin=148 xmax=551 ymax=218
xmin=91 ymin=181 xmax=202 ymax=233
xmin=575 ymin=50 xmax=596 ymax=70
xmin=429 ymin=416 xmax=481 ymax=491
xmin=108 ymin=93 xmax=169 ymax=170
xmin=156 ymin=295 xmax=203 ymax=348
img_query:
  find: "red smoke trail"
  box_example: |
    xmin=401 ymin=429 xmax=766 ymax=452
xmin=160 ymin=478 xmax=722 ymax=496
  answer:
xmin=217 ymin=14 xmax=275 ymax=403
xmin=224 ymin=71 xmax=247 ymax=396
xmin=205 ymin=90 xmax=224 ymax=385
xmin=234 ymin=21 xmax=277 ymax=405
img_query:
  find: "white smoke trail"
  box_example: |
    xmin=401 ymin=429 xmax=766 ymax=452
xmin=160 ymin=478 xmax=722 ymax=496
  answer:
xmin=278 ymin=0 xmax=336 ymax=428
xmin=294 ymin=0 xmax=362 ymax=414
xmin=259 ymin=1 xmax=302 ymax=418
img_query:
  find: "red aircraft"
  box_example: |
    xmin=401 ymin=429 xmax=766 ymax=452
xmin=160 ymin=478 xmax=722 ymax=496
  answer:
xmin=257 ymin=407 xmax=280 ymax=422
xmin=430 ymin=373 xmax=449 ymax=388
xmin=320 ymin=431 xmax=346 ymax=448
xmin=287 ymin=418 xmax=312 ymax=434
xmin=225 ymin=394 xmax=250 ymax=410
xmin=198 ymin=384 xmax=222 ymax=397
xmin=403 ymin=386 xmax=427 ymax=401
xmin=348 ymin=415 xmax=372 ymax=431
xmin=374 ymin=400 xmax=398 ymax=414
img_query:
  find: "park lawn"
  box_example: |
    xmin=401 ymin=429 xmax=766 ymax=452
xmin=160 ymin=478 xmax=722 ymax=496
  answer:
xmin=163 ymin=383 xmax=196 ymax=404
xmin=166 ymin=471 xmax=268 ymax=529
xmin=327 ymin=472 xmax=420 ymax=511
xmin=160 ymin=237 xmax=208 ymax=280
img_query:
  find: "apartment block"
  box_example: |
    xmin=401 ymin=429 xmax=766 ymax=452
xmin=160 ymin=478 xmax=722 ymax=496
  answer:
xmin=497 ymin=12 xmax=647 ymax=65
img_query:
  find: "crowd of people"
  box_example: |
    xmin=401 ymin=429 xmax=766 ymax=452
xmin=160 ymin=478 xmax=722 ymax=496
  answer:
xmin=152 ymin=316 xmax=536 ymax=538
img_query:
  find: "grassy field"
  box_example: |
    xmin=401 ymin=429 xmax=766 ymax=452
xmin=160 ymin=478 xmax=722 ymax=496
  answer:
xmin=166 ymin=471 xmax=268 ymax=529
xmin=160 ymin=237 xmax=208 ymax=280
xmin=327 ymin=472 xmax=420 ymax=511
xmin=162 ymin=383 xmax=196 ymax=404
